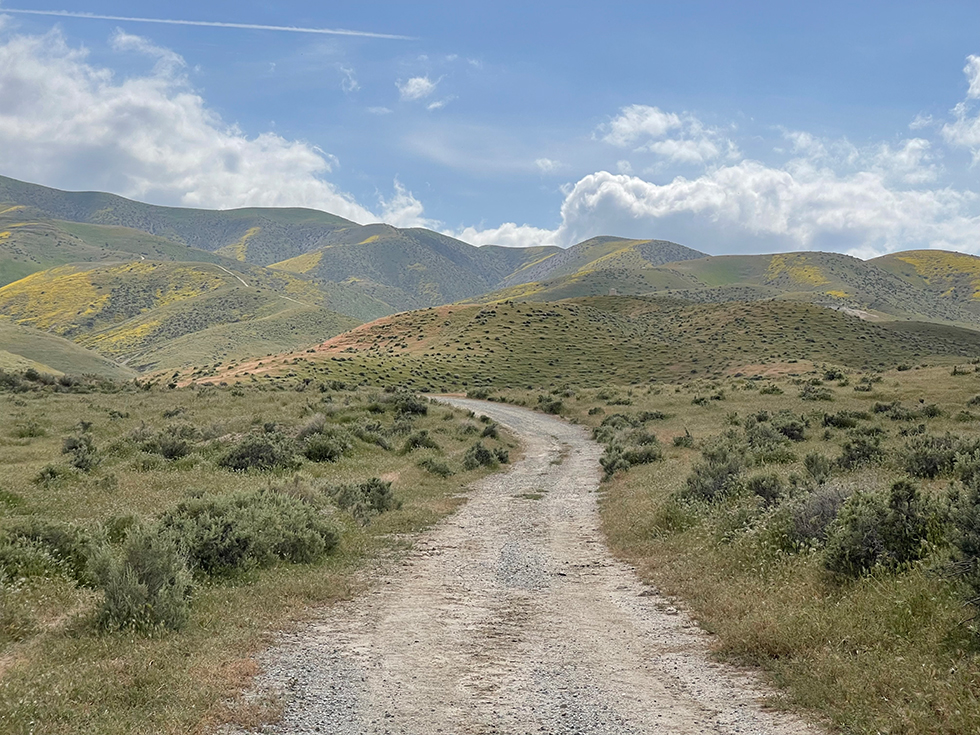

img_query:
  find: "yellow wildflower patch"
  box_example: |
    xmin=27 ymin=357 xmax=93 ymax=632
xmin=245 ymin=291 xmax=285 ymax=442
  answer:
xmin=765 ymin=254 xmax=829 ymax=286
xmin=358 ymin=234 xmax=380 ymax=245
xmin=894 ymin=250 xmax=980 ymax=299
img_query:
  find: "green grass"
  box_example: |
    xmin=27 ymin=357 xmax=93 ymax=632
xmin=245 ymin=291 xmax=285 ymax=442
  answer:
xmin=0 ymin=376 xmax=514 ymax=734
xmin=0 ymin=320 xmax=134 ymax=379
xmin=197 ymin=297 xmax=980 ymax=392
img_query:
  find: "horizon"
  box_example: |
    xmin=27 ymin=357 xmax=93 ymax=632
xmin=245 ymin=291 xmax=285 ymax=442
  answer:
xmin=1 ymin=2 xmax=980 ymax=257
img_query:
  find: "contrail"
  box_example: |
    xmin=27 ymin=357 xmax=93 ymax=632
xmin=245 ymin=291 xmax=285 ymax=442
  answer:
xmin=0 ymin=8 xmax=415 ymax=40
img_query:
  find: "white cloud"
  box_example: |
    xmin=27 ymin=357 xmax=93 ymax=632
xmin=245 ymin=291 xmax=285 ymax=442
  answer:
xmin=397 ymin=75 xmax=437 ymax=101
xmin=452 ymin=221 xmax=559 ymax=249
xmin=966 ymin=54 xmax=980 ymax=99
xmin=600 ymin=105 xmax=682 ymax=146
xmin=367 ymin=106 xmax=393 ymax=115
xmin=909 ymin=113 xmax=934 ymax=130
xmin=340 ymin=65 xmax=359 ymax=93
xmin=616 ymin=160 xmax=633 ymax=174
xmin=0 ymin=28 xmax=435 ymax=227
xmin=427 ymin=96 xmax=454 ymax=111
xmin=378 ymin=180 xmax=438 ymax=229
xmin=535 ymin=157 xmax=562 ymax=173
xmin=600 ymin=104 xmax=737 ymax=165
xmin=873 ymin=138 xmax=937 ymax=184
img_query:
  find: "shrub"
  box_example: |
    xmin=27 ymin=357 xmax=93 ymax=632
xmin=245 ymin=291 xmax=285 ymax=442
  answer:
xmin=481 ymin=423 xmax=499 ymax=439
xmin=12 ymin=420 xmax=45 ymax=438
xmin=402 ymin=430 xmax=440 ymax=453
xmin=772 ymin=414 xmax=807 ymax=442
xmin=463 ymin=441 xmax=500 ymax=470
xmin=157 ymin=489 xmax=338 ymax=576
xmin=776 ymin=484 xmax=850 ymax=549
xmin=327 ymin=478 xmax=400 ymax=523
xmin=804 ymin=452 xmax=834 ymax=484
xmin=682 ymin=443 xmax=744 ymax=502
xmin=823 ymin=411 xmax=861 ymax=429
xmin=62 ymin=433 xmax=98 ymax=471
xmin=904 ymin=433 xmax=958 ymax=479
xmin=90 ymin=526 xmax=193 ymax=632
xmin=418 ymin=457 xmax=454 ymax=477
xmin=537 ymin=395 xmax=564 ymax=414
xmin=838 ymin=434 xmax=884 ymax=470
xmin=219 ymin=434 xmax=300 ymax=471
xmin=824 ymin=480 xmax=939 ymax=578
xmin=951 ymin=479 xmax=980 ymax=603
xmin=303 ymin=435 xmax=349 ymax=463
xmin=0 ymin=519 xmax=93 ymax=584
xmin=390 ymin=392 xmax=428 ymax=417
xmin=799 ymin=384 xmax=833 ymax=401
xmin=759 ymin=383 xmax=783 ymax=395
xmin=296 ymin=413 xmax=327 ymax=439
xmin=673 ymin=430 xmax=694 ymax=448
xmin=746 ymin=473 xmax=785 ymax=505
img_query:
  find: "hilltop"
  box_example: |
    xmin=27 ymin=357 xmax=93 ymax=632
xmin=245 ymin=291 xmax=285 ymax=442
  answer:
xmin=196 ymin=296 xmax=980 ymax=390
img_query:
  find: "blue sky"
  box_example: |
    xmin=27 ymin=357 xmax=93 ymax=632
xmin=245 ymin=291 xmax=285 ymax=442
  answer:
xmin=1 ymin=1 xmax=980 ymax=256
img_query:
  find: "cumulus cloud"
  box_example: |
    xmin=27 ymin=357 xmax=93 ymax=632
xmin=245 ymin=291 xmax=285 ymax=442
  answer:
xmin=453 ymin=221 xmax=559 ymax=249
xmin=397 ymin=75 xmax=437 ymax=101
xmin=0 ymin=27 xmax=434 ymax=227
xmin=599 ymin=104 xmax=737 ymax=166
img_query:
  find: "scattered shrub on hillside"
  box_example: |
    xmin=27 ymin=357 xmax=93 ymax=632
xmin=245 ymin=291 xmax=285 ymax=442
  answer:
xmin=481 ymin=422 xmax=499 ymax=439
xmin=824 ymin=480 xmax=941 ymax=578
xmin=418 ymin=457 xmax=454 ymax=477
xmin=746 ymin=473 xmax=785 ymax=505
xmin=463 ymin=441 xmax=504 ymax=470
xmin=838 ymin=433 xmax=885 ymax=470
xmin=904 ymin=433 xmax=959 ymax=479
xmin=822 ymin=411 xmax=864 ymax=429
xmin=466 ymin=387 xmax=493 ymax=400
xmin=681 ymin=443 xmax=744 ymax=502
xmin=772 ymin=413 xmax=807 ymax=442
xmin=12 ymin=420 xmax=45 ymax=438
xmin=781 ymin=484 xmax=850 ymax=549
xmin=799 ymin=384 xmax=834 ymax=401
xmin=804 ymin=452 xmax=834 ymax=485
xmin=759 ymin=383 xmax=783 ymax=395
xmin=33 ymin=464 xmax=71 ymax=485
xmin=389 ymin=392 xmax=428 ymax=417
xmin=327 ymin=478 xmax=401 ymax=524
xmin=157 ymin=488 xmax=338 ymax=576
xmin=62 ymin=433 xmax=98 ymax=472
xmin=673 ymin=430 xmax=694 ymax=448
xmin=402 ymin=430 xmax=440 ymax=453
xmin=0 ymin=519 xmax=94 ymax=584
xmin=537 ymin=395 xmax=564 ymax=414
xmin=352 ymin=423 xmax=391 ymax=450
xmin=90 ymin=526 xmax=193 ymax=632
xmin=218 ymin=434 xmax=300 ymax=472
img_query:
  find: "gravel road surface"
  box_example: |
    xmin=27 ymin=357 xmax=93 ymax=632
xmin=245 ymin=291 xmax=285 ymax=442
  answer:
xmin=230 ymin=398 xmax=821 ymax=735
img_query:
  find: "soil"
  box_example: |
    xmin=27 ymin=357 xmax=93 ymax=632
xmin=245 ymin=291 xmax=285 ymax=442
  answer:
xmin=226 ymin=398 xmax=822 ymax=735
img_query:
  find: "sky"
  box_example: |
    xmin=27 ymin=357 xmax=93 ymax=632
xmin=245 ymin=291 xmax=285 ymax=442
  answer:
xmin=1 ymin=1 xmax=980 ymax=257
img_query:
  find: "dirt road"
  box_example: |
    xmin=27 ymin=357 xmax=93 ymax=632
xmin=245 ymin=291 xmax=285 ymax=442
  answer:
xmin=236 ymin=398 xmax=820 ymax=734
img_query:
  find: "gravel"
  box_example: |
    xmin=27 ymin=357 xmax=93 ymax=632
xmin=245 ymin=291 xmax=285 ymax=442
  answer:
xmin=224 ymin=398 xmax=822 ymax=735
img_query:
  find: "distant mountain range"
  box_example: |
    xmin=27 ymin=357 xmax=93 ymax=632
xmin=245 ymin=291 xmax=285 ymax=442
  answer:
xmin=1 ymin=173 xmax=980 ymax=378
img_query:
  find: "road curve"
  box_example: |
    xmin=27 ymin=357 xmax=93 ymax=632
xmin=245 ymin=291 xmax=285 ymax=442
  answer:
xmin=233 ymin=398 xmax=821 ymax=735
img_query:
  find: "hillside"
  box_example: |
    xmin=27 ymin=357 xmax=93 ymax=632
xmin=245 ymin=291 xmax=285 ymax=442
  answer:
xmin=0 ymin=261 xmax=360 ymax=371
xmin=196 ymin=296 xmax=980 ymax=390
xmin=871 ymin=250 xmax=980 ymax=319
xmin=0 ymin=320 xmax=134 ymax=379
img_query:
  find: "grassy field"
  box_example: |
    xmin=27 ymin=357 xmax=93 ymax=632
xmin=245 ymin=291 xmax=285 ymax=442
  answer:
xmin=0 ymin=373 xmax=514 ymax=734
xmin=196 ymin=297 xmax=980 ymax=391
xmin=486 ymin=363 xmax=980 ymax=734
xmin=0 ymin=321 xmax=134 ymax=380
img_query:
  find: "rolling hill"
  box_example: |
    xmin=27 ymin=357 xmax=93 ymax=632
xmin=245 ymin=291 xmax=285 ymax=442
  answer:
xmin=196 ymin=296 xmax=980 ymax=391
xmin=0 ymin=320 xmax=135 ymax=379
xmin=0 ymin=261 xmax=360 ymax=372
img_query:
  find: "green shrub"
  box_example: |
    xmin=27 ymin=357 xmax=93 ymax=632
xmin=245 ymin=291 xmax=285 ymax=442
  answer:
xmin=838 ymin=434 xmax=884 ymax=470
xmin=402 ymin=430 xmax=440 ymax=452
xmin=62 ymin=433 xmax=98 ymax=471
xmin=681 ymin=443 xmax=744 ymax=502
xmin=772 ymin=414 xmax=807 ymax=442
xmin=759 ymin=383 xmax=784 ymax=395
xmin=12 ymin=420 xmax=45 ymax=438
xmin=327 ymin=478 xmax=400 ymax=523
xmin=804 ymin=452 xmax=834 ymax=484
xmin=799 ymin=384 xmax=833 ymax=401
xmin=778 ymin=485 xmax=850 ymax=549
xmin=463 ymin=441 xmax=500 ymax=470
xmin=219 ymin=434 xmax=300 ymax=472
xmin=90 ymin=526 xmax=193 ymax=632
xmin=157 ymin=489 xmax=338 ymax=577
xmin=904 ymin=433 xmax=958 ymax=479
xmin=537 ymin=395 xmax=564 ymax=414
xmin=418 ymin=457 xmax=454 ymax=477
xmin=824 ymin=480 xmax=940 ymax=578
xmin=951 ymin=478 xmax=980 ymax=603
xmin=746 ymin=473 xmax=785 ymax=505
xmin=389 ymin=392 xmax=428 ymax=417
xmin=481 ymin=423 xmax=499 ymax=439
xmin=673 ymin=430 xmax=694 ymax=448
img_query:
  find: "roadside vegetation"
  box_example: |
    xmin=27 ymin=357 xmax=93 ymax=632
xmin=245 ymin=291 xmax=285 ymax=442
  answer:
xmin=0 ymin=370 xmax=513 ymax=734
xmin=491 ymin=363 xmax=980 ymax=734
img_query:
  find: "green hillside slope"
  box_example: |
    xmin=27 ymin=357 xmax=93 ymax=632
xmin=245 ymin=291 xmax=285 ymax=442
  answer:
xmin=0 ymin=320 xmax=134 ymax=379
xmin=0 ymin=261 xmax=360 ymax=371
xmin=200 ymin=296 xmax=980 ymax=391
